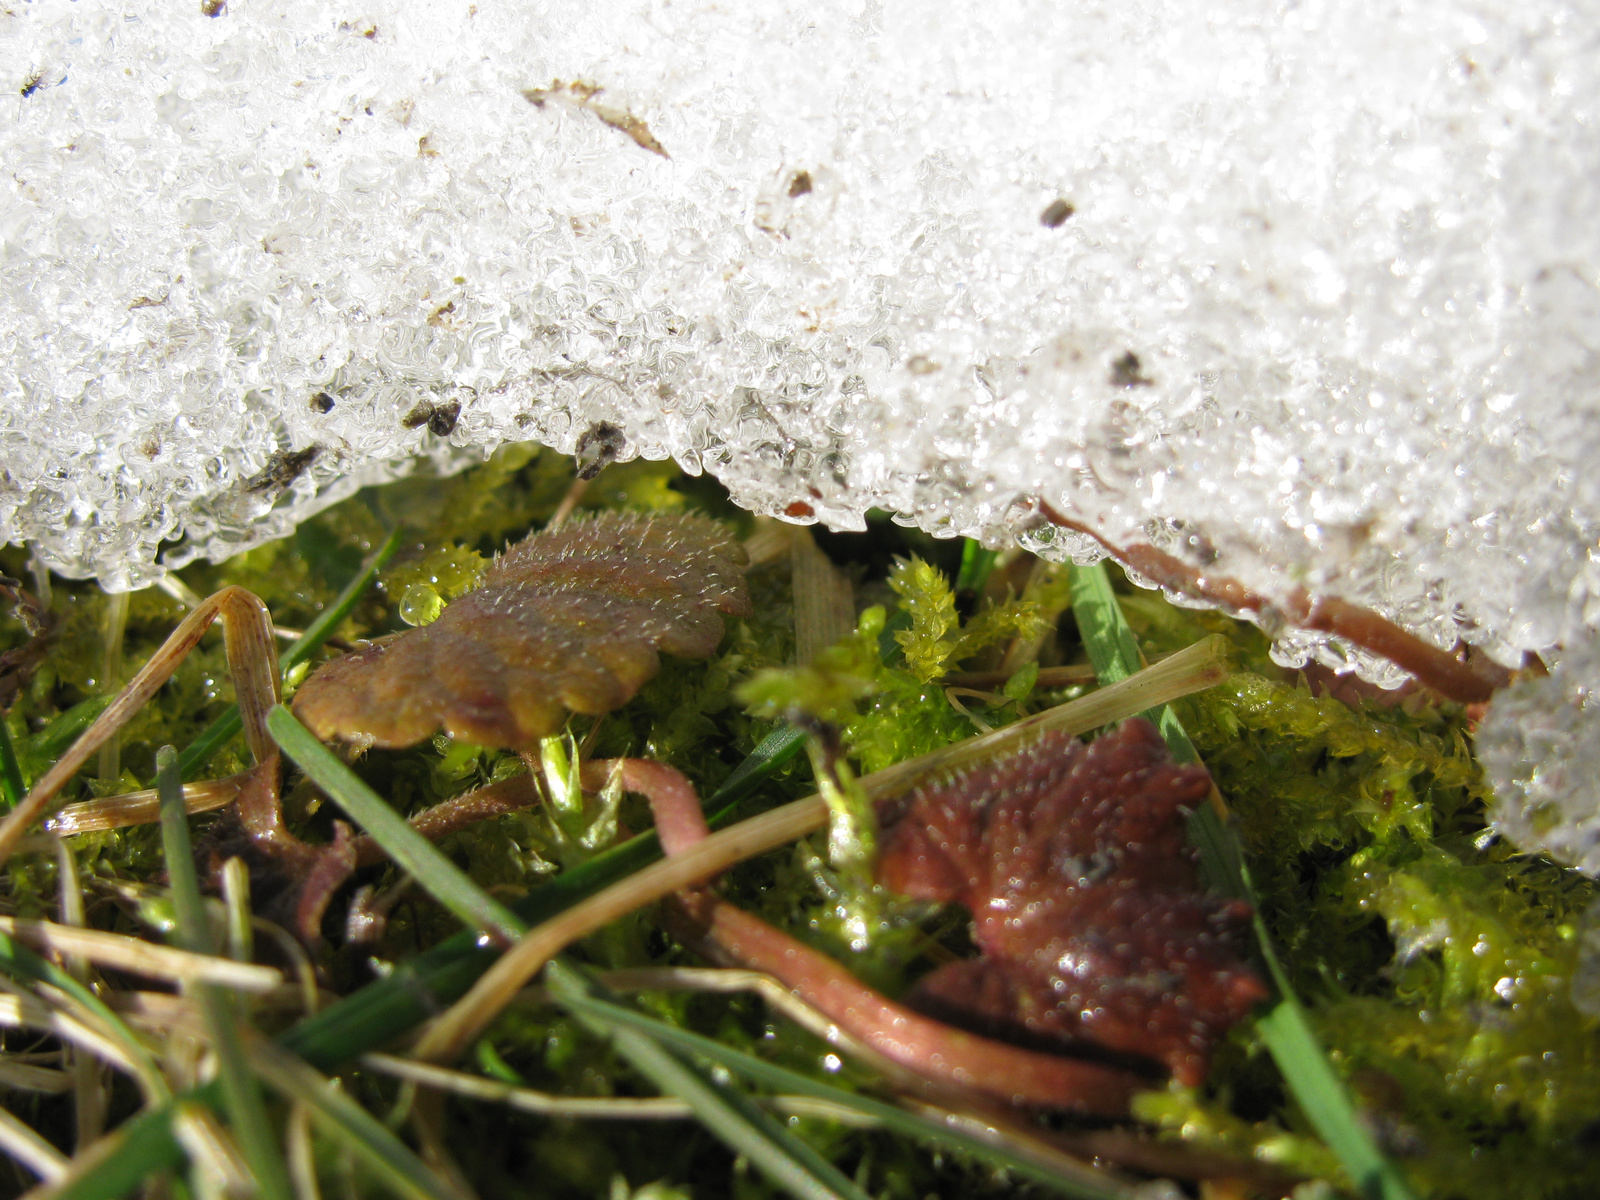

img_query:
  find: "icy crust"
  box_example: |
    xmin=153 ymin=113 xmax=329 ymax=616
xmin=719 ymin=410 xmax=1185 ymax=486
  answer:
xmin=1477 ymin=653 xmax=1600 ymax=877
xmin=2 ymin=4 xmax=1599 ymax=859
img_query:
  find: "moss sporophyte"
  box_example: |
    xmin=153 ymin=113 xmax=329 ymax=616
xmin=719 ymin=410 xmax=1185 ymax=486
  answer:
xmin=0 ymin=450 xmax=1591 ymax=1200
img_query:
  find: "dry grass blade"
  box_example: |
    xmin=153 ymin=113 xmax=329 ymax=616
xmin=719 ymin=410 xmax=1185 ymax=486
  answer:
xmin=245 ymin=1036 xmax=463 ymax=1200
xmin=170 ymin=1103 xmax=255 ymax=1198
xmin=0 ymin=993 xmax=143 ymax=1082
xmin=790 ymin=530 xmax=854 ymax=665
xmin=0 ymin=1105 xmax=69 ymax=1184
xmin=413 ymin=636 xmax=1230 ymax=1063
xmin=0 ymin=917 xmax=282 ymax=992
xmin=45 ymin=775 xmax=247 ymax=835
xmin=0 ymin=1057 xmax=73 ymax=1093
xmin=363 ymin=1053 xmax=882 ymax=1127
xmin=0 ymin=585 xmax=279 ymax=868
xmin=360 ymin=1054 xmax=693 ymax=1118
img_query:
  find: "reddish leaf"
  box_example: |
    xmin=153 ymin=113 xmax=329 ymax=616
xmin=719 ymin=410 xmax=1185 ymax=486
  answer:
xmin=878 ymin=719 xmax=1267 ymax=1085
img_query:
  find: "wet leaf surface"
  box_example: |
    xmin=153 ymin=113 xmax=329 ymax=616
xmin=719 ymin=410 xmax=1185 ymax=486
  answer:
xmin=878 ymin=719 xmax=1268 ymax=1085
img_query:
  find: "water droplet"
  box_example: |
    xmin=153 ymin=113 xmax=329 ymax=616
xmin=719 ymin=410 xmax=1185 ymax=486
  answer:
xmin=398 ymin=582 xmax=444 ymax=626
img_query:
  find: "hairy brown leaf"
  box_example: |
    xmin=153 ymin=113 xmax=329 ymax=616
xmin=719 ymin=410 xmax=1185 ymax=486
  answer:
xmin=293 ymin=511 xmax=751 ymax=749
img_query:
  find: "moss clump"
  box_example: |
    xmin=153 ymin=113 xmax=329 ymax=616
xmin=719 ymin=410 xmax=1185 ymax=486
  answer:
xmin=4 ymin=455 xmax=1595 ymax=1200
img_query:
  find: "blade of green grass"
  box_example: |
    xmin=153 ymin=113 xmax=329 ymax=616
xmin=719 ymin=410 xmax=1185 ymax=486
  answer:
xmin=24 ymin=695 xmax=115 ymax=779
xmin=954 ymin=540 xmax=999 ymax=595
xmin=1067 ymin=561 xmax=1417 ymax=1200
xmin=1068 ymin=562 xmax=1199 ymax=761
xmin=246 ymin=1037 xmax=458 ymax=1200
xmin=176 ymin=527 xmax=404 ymax=781
xmin=155 ymin=745 xmax=293 ymax=1200
xmin=0 ymin=717 xmax=25 ymax=810
xmin=548 ymin=971 xmax=1139 ymax=1200
xmin=547 ymin=959 xmax=870 ymax=1200
xmin=714 ymin=722 xmax=805 ymax=800
xmin=266 ymin=706 xmax=526 ymax=943
xmin=272 ymin=707 xmax=870 ymax=1200
xmin=280 ymin=721 xmax=807 ymax=1066
xmin=42 ymin=723 xmax=810 ymax=1200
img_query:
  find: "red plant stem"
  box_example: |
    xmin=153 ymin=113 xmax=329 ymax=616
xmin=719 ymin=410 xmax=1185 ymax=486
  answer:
xmin=596 ymin=756 xmax=1146 ymax=1115
xmin=353 ymin=774 xmax=540 ymax=868
xmin=1036 ymin=501 xmax=1509 ymax=704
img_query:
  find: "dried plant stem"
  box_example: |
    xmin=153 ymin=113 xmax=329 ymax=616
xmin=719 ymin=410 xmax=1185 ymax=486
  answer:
xmin=1037 ymin=501 xmax=1507 ymax=702
xmin=96 ymin=590 xmax=130 ymax=784
xmin=0 ymin=992 xmax=145 ymax=1083
xmin=413 ymin=636 xmax=1229 ymax=1063
xmin=0 ymin=1105 xmax=68 ymax=1184
xmin=362 ymin=1053 xmax=880 ymax=1127
xmin=0 ymin=917 xmax=282 ymax=993
xmin=790 ymin=529 xmax=855 ymax=664
xmin=45 ymin=775 xmax=248 ymax=836
xmin=0 ymin=585 xmax=281 ymax=868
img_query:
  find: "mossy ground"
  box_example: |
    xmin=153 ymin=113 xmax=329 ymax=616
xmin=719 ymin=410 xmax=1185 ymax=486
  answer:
xmin=1 ymin=446 xmax=1596 ymax=1199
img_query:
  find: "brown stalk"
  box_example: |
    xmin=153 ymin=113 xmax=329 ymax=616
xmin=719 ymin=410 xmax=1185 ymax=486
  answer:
xmin=1036 ymin=501 xmax=1510 ymax=703
xmin=0 ymin=586 xmax=281 ymax=869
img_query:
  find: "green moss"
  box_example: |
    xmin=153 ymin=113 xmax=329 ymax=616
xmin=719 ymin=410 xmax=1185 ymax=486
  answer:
xmin=6 ymin=463 xmax=1596 ymax=1200
xmin=886 ymin=555 xmax=1044 ymax=683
